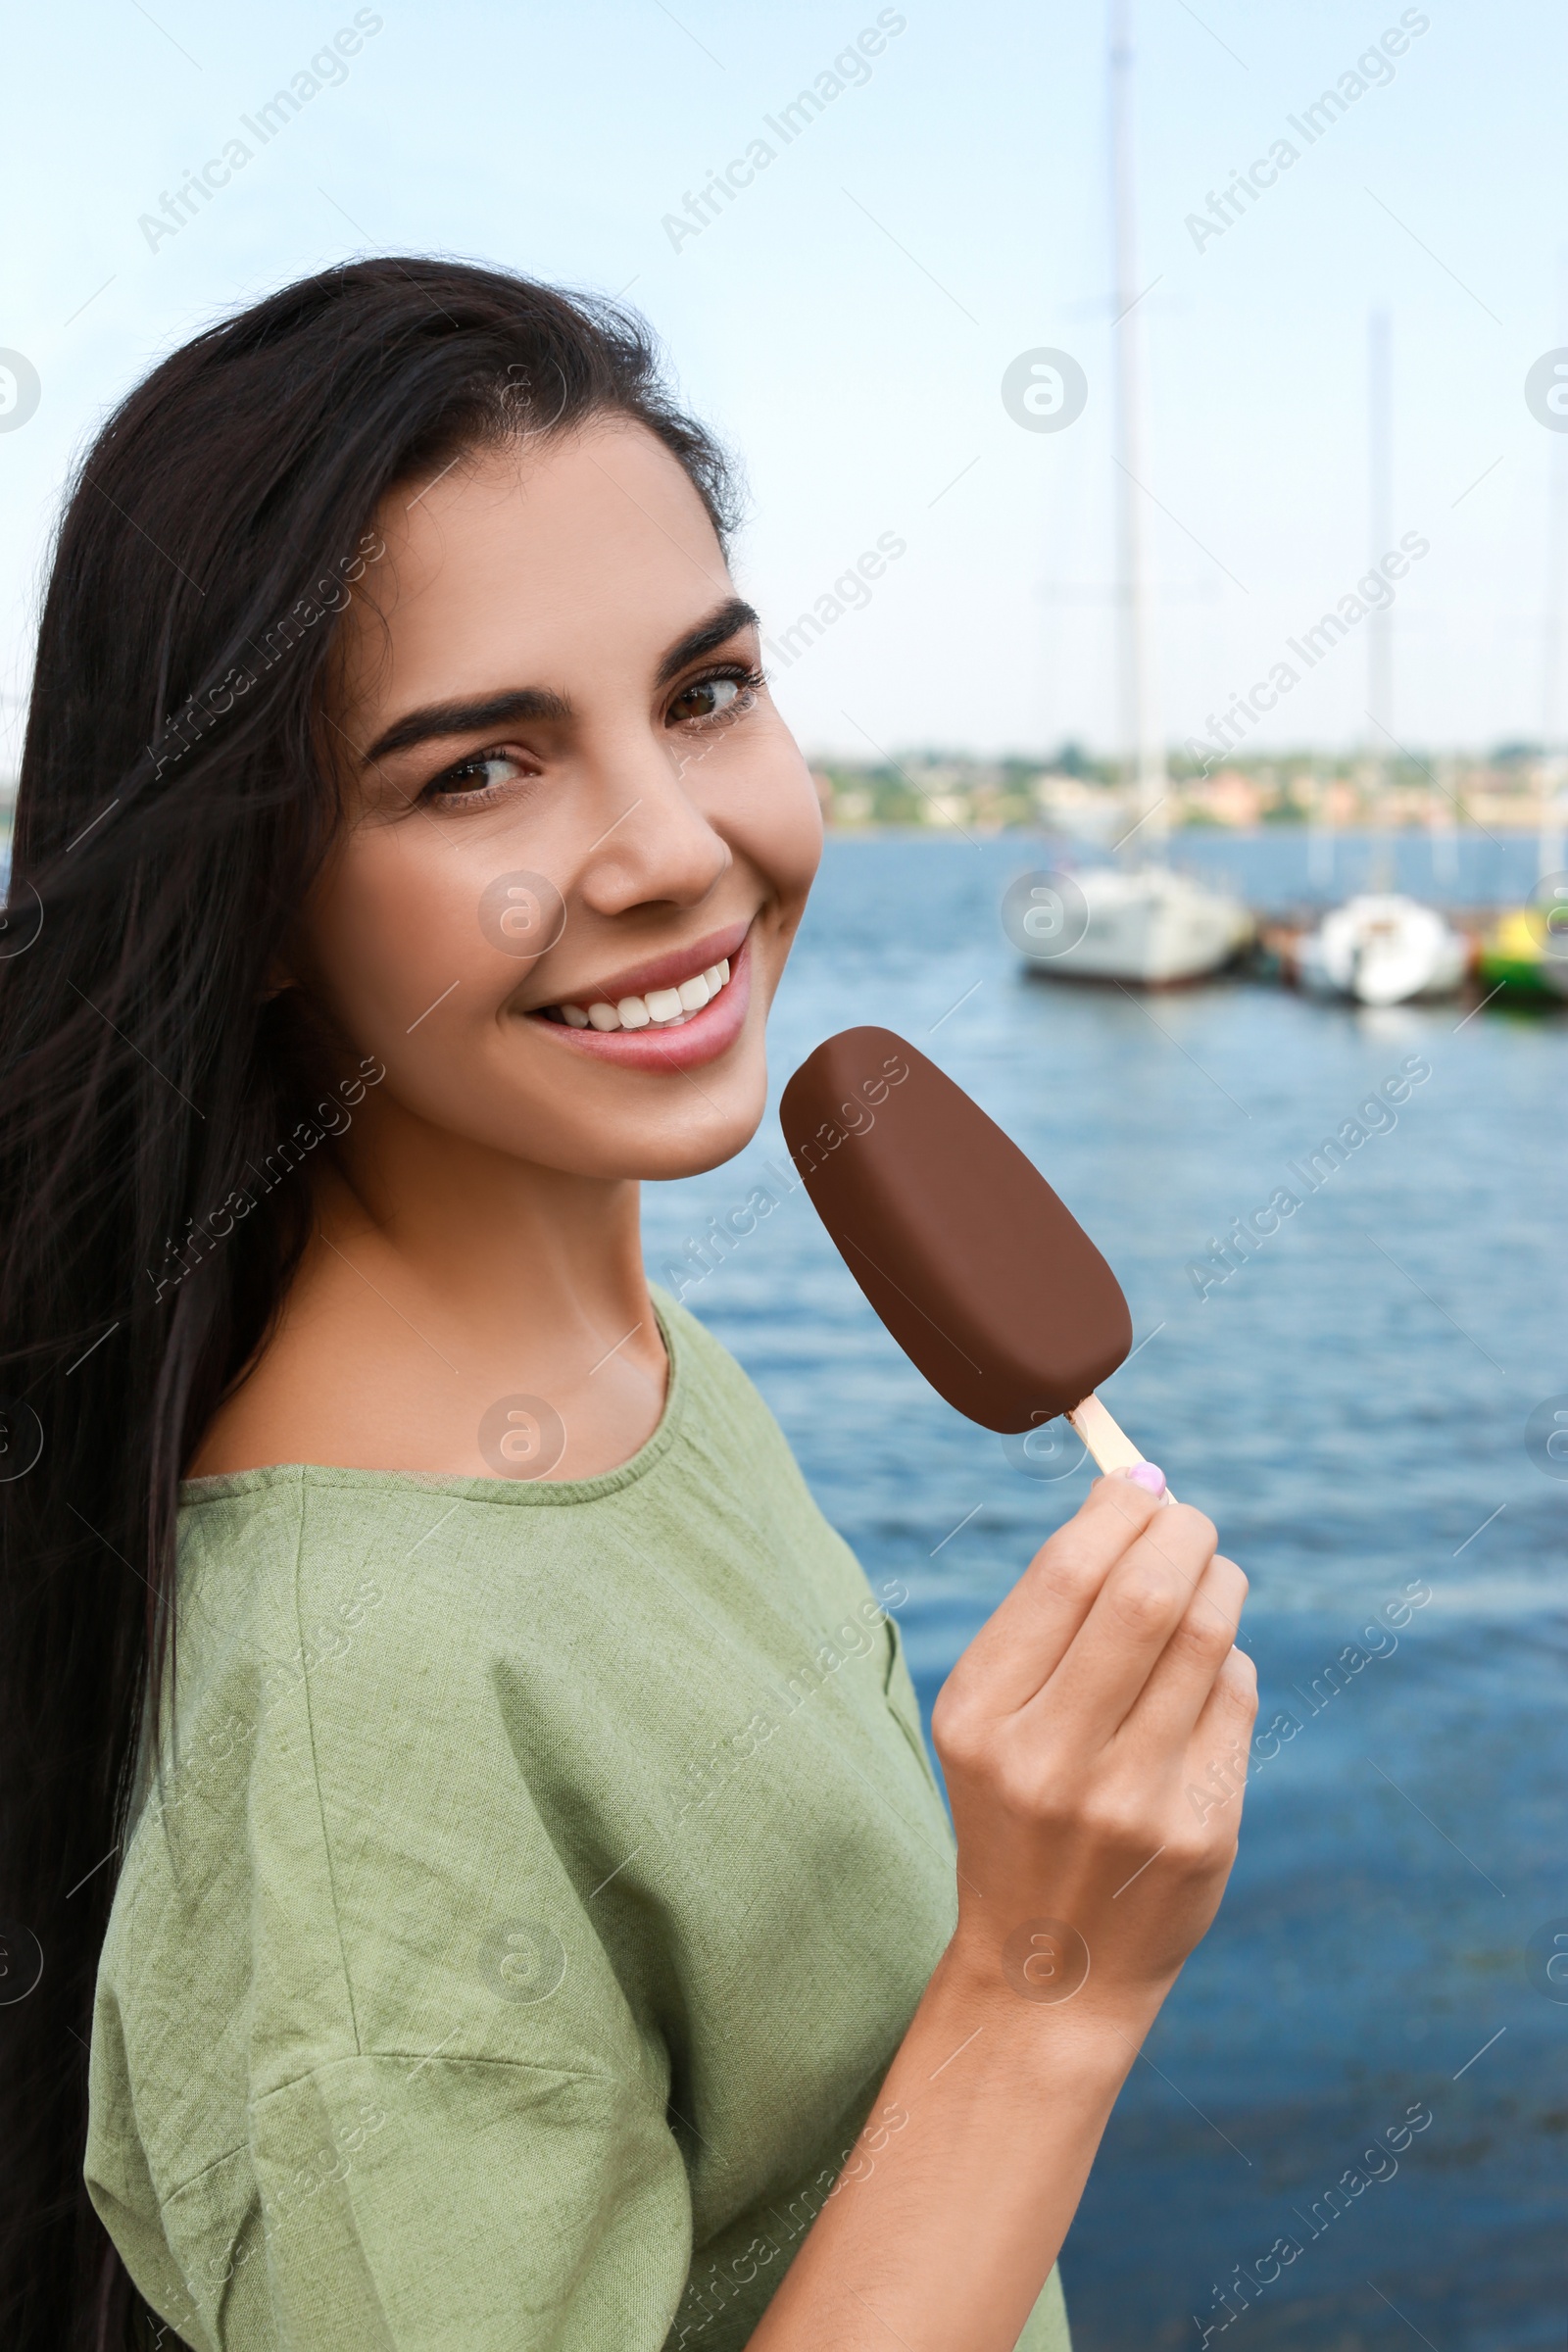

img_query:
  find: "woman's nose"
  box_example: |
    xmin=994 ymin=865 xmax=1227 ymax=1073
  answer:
xmin=570 ymin=728 xmax=733 ymax=915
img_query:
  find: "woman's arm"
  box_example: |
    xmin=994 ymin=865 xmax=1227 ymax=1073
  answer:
xmin=749 ymin=1470 xmax=1256 ymax=2350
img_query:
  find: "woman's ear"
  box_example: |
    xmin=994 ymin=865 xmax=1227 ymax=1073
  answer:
xmin=259 ymin=957 xmax=294 ymax=1004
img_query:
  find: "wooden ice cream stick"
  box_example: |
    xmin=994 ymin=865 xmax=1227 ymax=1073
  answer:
xmin=1067 ymin=1393 xmax=1178 ymax=1505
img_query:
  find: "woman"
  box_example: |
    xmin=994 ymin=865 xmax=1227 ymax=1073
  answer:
xmin=0 ymin=259 xmax=1255 ymax=2351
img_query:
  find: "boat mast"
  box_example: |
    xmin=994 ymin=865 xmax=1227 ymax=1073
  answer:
xmin=1109 ymin=0 xmax=1166 ymax=854
xmin=1366 ymin=308 xmax=1394 ymax=748
xmin=1539 ymin=247 xmax=1568 ymax=882
xmin=1366 ymin=306 xmax=1403 ymax=885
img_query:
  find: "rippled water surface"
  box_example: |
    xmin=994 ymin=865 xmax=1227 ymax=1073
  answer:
xmin=645 ymin=832 xmax=1567 ymax=2351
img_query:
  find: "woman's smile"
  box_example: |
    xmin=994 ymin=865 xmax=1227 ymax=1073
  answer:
xmin=525 ymin=916 xmax=752 ymax=1069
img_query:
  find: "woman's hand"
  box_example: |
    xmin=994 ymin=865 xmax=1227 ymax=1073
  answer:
xmin=931 ymin=1468 xmax=1255 ymax=2034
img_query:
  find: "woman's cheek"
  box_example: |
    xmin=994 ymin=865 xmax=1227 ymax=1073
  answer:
xmin=717 ymin=739 xmax=823 ymax=913
xmin=305 ymin=832 xmax=508 ymax=1061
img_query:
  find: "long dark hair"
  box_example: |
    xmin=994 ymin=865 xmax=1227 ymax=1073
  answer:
xmin=0 ymin=257 xmax=735 ymax=2350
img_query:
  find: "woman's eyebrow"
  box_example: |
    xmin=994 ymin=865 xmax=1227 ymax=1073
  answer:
xmin=359 ymin=597 xmax=760 ymax=767
xmin=362 ymin=686 xmax=571 ymax=766
xmin=654 ymin=597 xmax=760 ymax=687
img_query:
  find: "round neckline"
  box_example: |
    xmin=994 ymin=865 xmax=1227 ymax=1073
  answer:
xmin=177 ymin=1292 xmax=685 ymax=1511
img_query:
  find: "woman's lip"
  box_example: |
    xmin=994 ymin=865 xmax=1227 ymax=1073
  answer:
xmin=533 ymin=916 xmax=753 ymax=1016
xmin=527 ymin=932 xmax=753 ymax=1071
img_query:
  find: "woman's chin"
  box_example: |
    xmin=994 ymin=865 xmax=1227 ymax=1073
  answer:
xmin=514 ymin=1064 xmax=771 ymax=1185
xmin=624 ymin=1090 xmax=771 ymax=1185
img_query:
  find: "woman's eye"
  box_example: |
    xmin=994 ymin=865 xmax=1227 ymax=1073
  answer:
xmin=667 ymin=672 xmax=751 ymax=726
xmin=424 ymin=749 xmax=527 ymax=800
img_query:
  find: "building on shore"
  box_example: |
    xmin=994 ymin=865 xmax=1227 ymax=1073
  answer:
xmin=807 ymin=750 xmax=1568 ymax=837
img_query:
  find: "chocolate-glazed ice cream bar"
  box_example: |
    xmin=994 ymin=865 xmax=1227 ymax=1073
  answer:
xmin=780 ymin=1026 xmax=1173 ymax=1498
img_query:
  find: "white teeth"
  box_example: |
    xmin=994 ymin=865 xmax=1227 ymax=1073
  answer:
xmin=551 ymin=952 xmax=735 ymax=1033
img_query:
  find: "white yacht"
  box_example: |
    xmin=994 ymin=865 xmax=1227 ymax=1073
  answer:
xmin=1021 ymin=862 xmax=1252 ymax=987
xmin=1295 ymin=893 xmax=1468 ymax=1005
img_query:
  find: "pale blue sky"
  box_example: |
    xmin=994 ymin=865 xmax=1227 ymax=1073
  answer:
xmin=3 ymin=0 xmax=1563 ymax=763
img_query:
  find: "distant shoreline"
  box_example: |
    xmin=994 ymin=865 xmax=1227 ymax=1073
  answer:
xmin=813 ymin=819 xmax=1552 ymax=841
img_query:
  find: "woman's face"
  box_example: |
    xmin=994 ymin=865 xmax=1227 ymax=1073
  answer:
xmin=294 ymin=417 xmax=822 ymax=1183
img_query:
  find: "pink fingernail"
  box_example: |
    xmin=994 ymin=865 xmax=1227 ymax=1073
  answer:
xmin=1118 ymin=1462 xmax=1167 ymax=1496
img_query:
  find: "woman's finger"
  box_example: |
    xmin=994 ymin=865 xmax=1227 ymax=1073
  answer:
xmin=943 ymin=1474 xmax=1172 ymax=1719
xmin=1020 ymin=1500 xmax=1220 ymax=1746
xmin=1179 ymin=1641 xmax=1260 ymax=1839
xmin=1110 ymin=1553 xmax=1249 ymax=1755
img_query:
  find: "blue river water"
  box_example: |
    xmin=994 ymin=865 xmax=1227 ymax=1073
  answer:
xmin=644 ymin=832 xmax=1567 ymax=2352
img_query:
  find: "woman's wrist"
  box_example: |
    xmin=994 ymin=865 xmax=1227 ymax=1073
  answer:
xmin=930 ymin=1924 xmax=1176 ymax=2091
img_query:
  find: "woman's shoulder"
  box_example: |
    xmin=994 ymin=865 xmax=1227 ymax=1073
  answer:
xmin=173 ymin=1462 xmax=476 ymax=1683
xmin=647 ymin=1285 xmax=809 ymax=1482
xmin=165 ymin=1296 xmax=848 ymax=1670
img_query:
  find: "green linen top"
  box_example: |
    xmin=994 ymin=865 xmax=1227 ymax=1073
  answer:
xmin=86 ymin=1291 xmax=1070 ymax=2352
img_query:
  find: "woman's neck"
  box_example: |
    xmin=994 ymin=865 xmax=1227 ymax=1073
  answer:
xmin=188 ymin=1105 xmax=669 ymax=1483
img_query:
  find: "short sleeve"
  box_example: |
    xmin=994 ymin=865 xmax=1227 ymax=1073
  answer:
xmin=197 ymin=2052 xmax=691 ymax=2349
